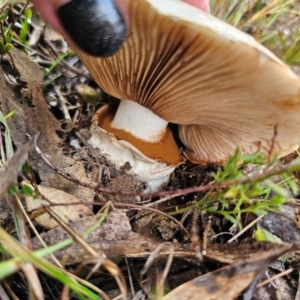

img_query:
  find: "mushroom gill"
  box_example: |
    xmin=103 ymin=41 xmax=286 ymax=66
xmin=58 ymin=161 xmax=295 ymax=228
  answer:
xmin=75 ymin=0 xmax=300 ymax=165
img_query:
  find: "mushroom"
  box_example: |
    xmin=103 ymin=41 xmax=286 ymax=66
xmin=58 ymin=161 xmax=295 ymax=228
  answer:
xmin=73 ymin=0 xmax=300 ymax=190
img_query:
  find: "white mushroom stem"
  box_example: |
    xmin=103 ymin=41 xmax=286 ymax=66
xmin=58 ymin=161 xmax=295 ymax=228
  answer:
xmin=88 ymin=125 xmax=176 ymax=192
xmin=111 ymin=99 xmax=168 ymax=142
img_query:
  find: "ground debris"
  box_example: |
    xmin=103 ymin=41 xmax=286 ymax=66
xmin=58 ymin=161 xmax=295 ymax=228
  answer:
xmin=32 ymin=210 xmax=160 ymax=265
xmin=162 ymin=243 xmax=299 ymax=300
xmin=0 ymin=48 xmax=95 ymax=202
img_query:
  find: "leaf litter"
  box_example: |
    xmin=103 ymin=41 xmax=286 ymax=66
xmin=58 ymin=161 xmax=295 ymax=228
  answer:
xmin=0 ymin=2 xmax=300 ymax=299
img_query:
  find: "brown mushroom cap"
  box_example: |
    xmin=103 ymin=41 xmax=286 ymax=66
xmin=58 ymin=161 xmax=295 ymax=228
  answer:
xmin=76 ymin=0 xmax=300 ymax=163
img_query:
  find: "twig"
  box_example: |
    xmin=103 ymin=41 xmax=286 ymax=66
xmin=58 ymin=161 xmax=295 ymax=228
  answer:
xmin=202 ymin=216 xmax=212 ymax=254
xmin=15 ymin=194 xmax=62 ymax=268
xmin=54 ymin=85 xmax=71 ymax=120
xmin=124 ymin=257 xmax=135 ymax=300
xmin=257 ymin=268 xmax=293 ymax=287
xmin=227 ymin=215 xmax=264 ymax=243
xmin=211 ymin=231 xmax=234 ymax=240
xmin=144 ymin=194 xmax=182 ymax=207
xmin=140 ymin=242 xmax=174 ymax=298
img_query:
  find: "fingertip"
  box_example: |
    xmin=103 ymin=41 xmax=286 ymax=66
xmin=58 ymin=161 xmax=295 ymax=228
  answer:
xmin=57 ymin=0 xmax=127 ymax=57
xmin=31 ymin=0 xmax=127 ymax=57
xmin=182 ymin=0 xmax=210 ymax=13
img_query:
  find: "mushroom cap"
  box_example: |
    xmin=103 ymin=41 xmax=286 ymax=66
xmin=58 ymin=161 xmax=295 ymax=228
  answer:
xmin=76 ymin=0 xmax=300 ymax=163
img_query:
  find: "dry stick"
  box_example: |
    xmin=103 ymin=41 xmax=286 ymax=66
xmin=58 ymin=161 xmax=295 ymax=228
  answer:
xmin=15 ymin=195 xmax=62 ymax=268
xmin=140 ymin=242 xmax=175 ymax=299
xmin=144 ymin=194 xmax=182 ymax=207
xmin=190 ymin=225 xmax=205 ymax=267
xmin=157 ymin=244 xmax=175 ymax=298
xmin=227 ymin=215 xmax=264 ymax=243
xmin=54 ymin=85 xmax=71 ymax=120
xmin=202 ymin=216 xmax=212 ymax=255
xmin=124 ymin=257 xmax=136 ymax=299
xmin=211 ymin=231 xmax=234 ymax=240
xmin=34 ymin=142 xmax=300 ymax=199
xmin=2 ymin=281 xmax=16 ymax=300
xmin=257 ymin=268 xmax=293 ymax=288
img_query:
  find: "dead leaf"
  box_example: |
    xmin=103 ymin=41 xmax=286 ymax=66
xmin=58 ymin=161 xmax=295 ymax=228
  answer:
xmin=24 ymin=182 xmax=93 ymax=229
xmin=161 ymin=243 xmax=298 ymax=300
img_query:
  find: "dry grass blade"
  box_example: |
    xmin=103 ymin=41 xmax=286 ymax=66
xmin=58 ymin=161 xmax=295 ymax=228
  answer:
xmin=140 ymin=242 xmax=175 ymax=299
xmin=45 ymin=207 xmax=127 ymax=298
xmin=0 ymin=227 xmax=106 ymax=299
xmin=21 ymin=263 xmax=44 ymax=300
xmin=0 ymin=138 xmax=34 ymax=197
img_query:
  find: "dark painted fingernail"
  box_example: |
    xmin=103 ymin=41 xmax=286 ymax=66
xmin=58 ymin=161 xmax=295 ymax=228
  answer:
xmin=57 ymin=0 xmax=126 ymax=57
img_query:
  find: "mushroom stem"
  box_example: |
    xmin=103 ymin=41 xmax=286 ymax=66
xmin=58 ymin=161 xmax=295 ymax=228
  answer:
xmin=88 ymin=104 xmax=182 ymax=192
xmin=111 ymin=99 xmax=168 ymax=143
